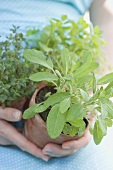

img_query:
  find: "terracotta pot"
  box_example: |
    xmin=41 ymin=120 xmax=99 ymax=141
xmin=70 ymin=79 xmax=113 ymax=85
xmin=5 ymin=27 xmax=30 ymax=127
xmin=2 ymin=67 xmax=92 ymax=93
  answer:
xmin=24 ymin=82 xmax=88 ymax=149
xmin=0 ymin=98 xmax=27 ymax=111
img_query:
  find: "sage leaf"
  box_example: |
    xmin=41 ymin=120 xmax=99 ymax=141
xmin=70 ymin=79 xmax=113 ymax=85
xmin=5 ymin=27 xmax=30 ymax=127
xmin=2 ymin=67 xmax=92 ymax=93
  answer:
xmin=78 ymin=127 xmax=85 ymax=136
xmin=47 ymin=104 xmax=65 ymax=138
xmin=77 ymin=75 xmax=91 ymax=86
xmin=82 ymin=50 xmax=92 ymax=63
xmin=93 ymin=117 xmax=107 ymax=145
xmin=105 ymin=81 xmax=113 ymax=91
xmin=35 ymin=92 xmax=71 ymax=113
xmin=104 ymin=118 xmax=113 ymax=127
xmin=23 ymin=104 xmax=40 ymax=119
xmin=34 ymin=104 xmax=47 ymax=113
xmin=64 ymin=74 xmax=72 ymax=81
xmin=74 ymin=62 xmax=99 ymax=78
xmin=44 ymin=92 xmax=70 ymax=108
xmin=38 ymin=42 xmax=53 ymax=55
xmin=98 ymin=72 xmax=113 ymax=84
xmin=100 ymin=99 xmax=113 ymax=119
xmin=93 ymin=121 xmax=104 ymax=145
xmin=100 ymin=102 xmax=108 ymax=118
xmin=61 ymin=48 xmax=70 ymax=74
xmin=24 ymin=49 xmax=53 ymax=70
xmin=63 ymin=123 xmax=73 ymax=135
xmin=79 ymin=88 xmax=89 ymax=102
xmin=69 ymin=126 xmax=79 ymax=137
xmin=55 ymin=70 xmax=62 ymax=78
xmin=70 ymin=119 xmax=86 ymax=136
xmin=29 ymin=72 xmax=58 ymax=82
xmin=105 ymin=102 xmax=113 ymax=119
xmin=98 ymin=116 xmax=107 ymax=136
xmin=70 ymin=118 xmax=85 ymax=129
xmin=59 ymin=97 xmax=71 ymax=113
xmin=66 ymin=103 xmax=86 ymax=121
xmin=92 ymin=73 xmax=96 ymax=94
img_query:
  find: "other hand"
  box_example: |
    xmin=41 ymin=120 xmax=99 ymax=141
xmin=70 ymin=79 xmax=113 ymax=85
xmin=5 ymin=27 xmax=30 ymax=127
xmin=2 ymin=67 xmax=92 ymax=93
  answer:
xmin=42 ymin=118 xmax=95 ymax=157
xmin=0 ymin=107 xmax=50 ymax=161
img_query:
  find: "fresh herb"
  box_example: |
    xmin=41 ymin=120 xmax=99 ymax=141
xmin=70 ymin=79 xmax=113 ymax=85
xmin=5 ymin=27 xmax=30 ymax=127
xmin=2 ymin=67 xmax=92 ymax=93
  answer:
xmin=23 ymin=45 xmax=113 ymax=145
xmin=0 ymin=26 xmax=38 ymax=107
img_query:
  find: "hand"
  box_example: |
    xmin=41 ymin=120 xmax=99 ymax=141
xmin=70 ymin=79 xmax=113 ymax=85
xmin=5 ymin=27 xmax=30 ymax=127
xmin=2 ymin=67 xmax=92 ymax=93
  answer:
xmin=0 ymin=107 xmax=50 ymax=161
xmin=42 ymin=118 xmax=95 ymax=157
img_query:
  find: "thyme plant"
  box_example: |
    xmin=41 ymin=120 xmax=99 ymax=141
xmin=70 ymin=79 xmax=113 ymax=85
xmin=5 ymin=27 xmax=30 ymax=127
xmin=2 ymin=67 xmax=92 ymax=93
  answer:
xmin=0 ymin=26 xmax=38 ymax=107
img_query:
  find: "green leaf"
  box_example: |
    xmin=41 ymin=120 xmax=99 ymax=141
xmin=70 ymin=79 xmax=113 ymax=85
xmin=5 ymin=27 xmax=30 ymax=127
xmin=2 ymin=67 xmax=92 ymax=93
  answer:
xmin=29 ymin=72 xmax=58 ymax=82
xmin=78 ymin=127 xmax=85 ymax=136
xmin=33 ymin=92 xmax=71 ymax=114
xmin=55 ymin=70 xmax=62 ymax=78
xmin=78 ymin=17 xmax=88 ymax=28
xmin=26 ymin=29 xmax=38 ymax=36
xmin=46 ymin=58 xmax=53 ymax=70
xmin=70 ymin=61 xmax=81 ymax=73
xmin=98 ymin=116 xmax=107 ymax=136
xmin=0 ymin=95 xmax=7 ymax=103
xmin=70 ymin=118 xmax=85 ymax=128
xmin=82 ymin=50 xmax=92 ymax=63
xmin=100 ymin=102 xmax=108 ymax=118
xmin=66 ymin=103 xmax=86 ymax=121
xmin=93 ymin=117 xmax=107 ymax=145
xmin=93 ymin=121 xmax=104 ymax=145
xmin=44 ymin=92 xmax=70 ymax=108
xmin=98 ymin=72 xmax=113 ymax=85
xmin=61 ymin=15 xmax=67 ymax=21
xmin=77 ymin=75 xmax=91 ymax=87
xmin=74 ymin=62 xmax=99 ymax=78
xmin=100 ymin=99 xmax=113 ymax=119
xmin=63 ymin=123 xmax=73 ymax=135
xmin=59 ymin=97 xmax=71 ymax=113
xmin=89 ymin=121 xmax=94 ymax=135
xmin=70 ymin=118 xmax=86 ymax=136
xmin=64 ymin=75 xmax=72 ymax=81
xmin=105 ymin=81 xmax=113 ymax=91
xmin=105 ymin=102 xmax=113 ymax=119
xmin=61 ymin=48 xmax=70 ymax=74
xmin=92 ymin=73 xmax=96 ymax=94
xmin=69 ymin=126 xmax=79 ymax=137
xmin=23 ymin=104 xmax=40 ymax=119
xmin=104 ymin=118 xmax=113 ymax=127
xmin=79 ymin=88 xmax=89 ymax=102
xmin=34 ymin=104 xmax=47 ymax=113
xmin=24 ymin=49 xmax=53 ymax=70
xmin=47 ymin=104 xmax=65 ymax=138
xmin=40 ymin=33 xmax=48 ymax=43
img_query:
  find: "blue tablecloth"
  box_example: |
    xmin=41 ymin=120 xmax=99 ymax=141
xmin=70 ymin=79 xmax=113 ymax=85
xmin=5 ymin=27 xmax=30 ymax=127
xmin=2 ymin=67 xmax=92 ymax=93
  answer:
xmin=0 ymin=127 xmax=113 ymax=170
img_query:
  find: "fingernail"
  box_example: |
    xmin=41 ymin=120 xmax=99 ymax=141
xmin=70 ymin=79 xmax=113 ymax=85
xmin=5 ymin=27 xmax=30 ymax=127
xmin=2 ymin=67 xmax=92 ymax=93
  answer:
xmin=44 ymin=152 xmax=55 ymax=157
xmin=13 ymin=111 xmax=21 ymax=120
xmin=44 ymin=149 xmax=53 ymax=153
xmin=42 ymin=157 xmax=50 ymax=162
xmin=62 ymin=146 xmax=71 ymax=150
xmin=44 ymin=149 xmax=54 ymax=156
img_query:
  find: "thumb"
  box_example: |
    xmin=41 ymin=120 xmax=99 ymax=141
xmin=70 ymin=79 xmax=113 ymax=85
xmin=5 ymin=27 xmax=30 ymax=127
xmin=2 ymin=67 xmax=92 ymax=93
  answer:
xmin=0 ymin=107 xmax=22 ymax=121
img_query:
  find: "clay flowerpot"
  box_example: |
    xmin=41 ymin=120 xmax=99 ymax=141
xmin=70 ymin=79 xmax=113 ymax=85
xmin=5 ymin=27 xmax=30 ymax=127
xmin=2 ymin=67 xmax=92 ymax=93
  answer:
xmin=24 ymin=82 xmax=88 ymax=149
xmin=0 ymin=98 xmax=27 ymax=111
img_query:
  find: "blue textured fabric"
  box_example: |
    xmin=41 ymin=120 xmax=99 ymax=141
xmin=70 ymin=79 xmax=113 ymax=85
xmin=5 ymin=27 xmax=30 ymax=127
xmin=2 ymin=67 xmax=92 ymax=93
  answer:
xmin=47 ymin=0 xmax=93 ymax=14
xmin=0 ymin=128 xmax=113 ymax=170
xmin=0 ymin=1 xmax=113 ymax=170
xmin=0 ymin=0 xmax=93 ymax=39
